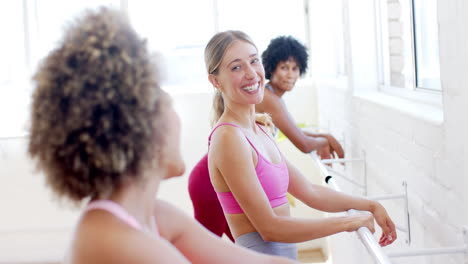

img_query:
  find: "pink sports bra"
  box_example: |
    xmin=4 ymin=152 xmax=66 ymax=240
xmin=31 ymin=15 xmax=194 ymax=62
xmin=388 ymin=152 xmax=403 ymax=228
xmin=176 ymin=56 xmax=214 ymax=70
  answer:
xmin=208 ymin=123 xmax=289 ymax=214
xmin=84 ymin=200 xmax=159 ymax=235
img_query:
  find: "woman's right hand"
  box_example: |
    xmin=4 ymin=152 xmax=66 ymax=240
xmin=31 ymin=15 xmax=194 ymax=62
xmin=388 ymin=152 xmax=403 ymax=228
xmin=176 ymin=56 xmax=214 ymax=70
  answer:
xmin=345 ymin=214 xmax=375 ymax=233
xmin=316 ymin=137 xmax=332 ymax=160
xmin=323 ymin=134 xmax=345 ymax=159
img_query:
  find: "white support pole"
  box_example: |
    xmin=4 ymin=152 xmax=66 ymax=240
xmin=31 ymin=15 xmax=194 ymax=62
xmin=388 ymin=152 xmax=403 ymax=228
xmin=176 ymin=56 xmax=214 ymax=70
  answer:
xmin=402 ymin=181 xmax=411 ymax=245
xmin=310 ymin=152 xmax=393 ymax=264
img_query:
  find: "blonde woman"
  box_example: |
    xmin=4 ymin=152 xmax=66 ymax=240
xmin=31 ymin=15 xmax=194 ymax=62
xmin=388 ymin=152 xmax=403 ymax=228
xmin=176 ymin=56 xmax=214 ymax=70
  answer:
xmin=202 ymin=30 xmax=397 ymax=260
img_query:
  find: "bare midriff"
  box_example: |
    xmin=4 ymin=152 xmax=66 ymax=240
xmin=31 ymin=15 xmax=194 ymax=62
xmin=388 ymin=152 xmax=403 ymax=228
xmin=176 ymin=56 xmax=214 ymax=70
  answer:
xmin=226 ymin=202 xmax=290 ymax=239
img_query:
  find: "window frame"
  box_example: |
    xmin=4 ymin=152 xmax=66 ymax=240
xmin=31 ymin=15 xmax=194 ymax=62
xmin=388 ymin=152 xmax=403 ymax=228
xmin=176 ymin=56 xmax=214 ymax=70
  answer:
xmin=375 ymin=0 xmax=442 ymax=106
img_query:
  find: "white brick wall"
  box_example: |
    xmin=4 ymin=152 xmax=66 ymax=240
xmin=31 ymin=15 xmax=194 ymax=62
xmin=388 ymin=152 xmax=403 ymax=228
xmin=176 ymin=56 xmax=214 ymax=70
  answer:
xmin=314 ymin=1 xmax=468 ymax=263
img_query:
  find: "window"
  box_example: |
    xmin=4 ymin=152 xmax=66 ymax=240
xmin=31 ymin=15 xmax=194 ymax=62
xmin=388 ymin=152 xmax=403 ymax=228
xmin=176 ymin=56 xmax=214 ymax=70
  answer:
xmin=216 ymin=0 xmax=307 ymax=55
xmin=412 ymin=0 xmax=440 ymax=90
xmin=27 ymin=0 xmax=121 ymax=74
xmin=127 ymin=0 xmax=216 ymax=90
xmin=376 ymin=0 xmax=441 ymax=94
xmin=0 ymin=2 xmax=26 ymax=87
xmin=307 ymin=0 xmax=347 ymax=79
xmin=128 ymin=0 xmax=308 ymax=93
xmin=0 ymin=1 xmax=121 ymax=137
xmin=1 ymin=1 xmax=311 ymax=135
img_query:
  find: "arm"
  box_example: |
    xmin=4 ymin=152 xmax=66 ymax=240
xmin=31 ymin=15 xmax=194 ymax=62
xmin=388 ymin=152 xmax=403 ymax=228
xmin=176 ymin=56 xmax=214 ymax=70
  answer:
xmin=257 ymin=90 xmax=327 ymax=153
xmin=303 ymin=130 xmax=344 ymax=159
xmin=154 ymin=200 xmax=294 ymax=264
xmin=257 ymin=90 xmax=344 ymax=159
xmin=287 ymin=159 xmax=397 ymax=246
xmin=71 ymin=211 xmax=191 ymax=264
xmin=209 ymin=126 xmax=375 ymax=243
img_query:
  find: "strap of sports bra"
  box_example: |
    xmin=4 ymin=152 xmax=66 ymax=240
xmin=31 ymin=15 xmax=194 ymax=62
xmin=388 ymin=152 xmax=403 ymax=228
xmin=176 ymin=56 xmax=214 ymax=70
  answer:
xmin=208 ymin=122 xmax=260 ymax=154
xmin=256 ymin=124 xmax=283 ymax=155
xmin=84 ymin=200 xmax=143 ymax=231
xmin=265 ymin=83 xmax=276 ymax=94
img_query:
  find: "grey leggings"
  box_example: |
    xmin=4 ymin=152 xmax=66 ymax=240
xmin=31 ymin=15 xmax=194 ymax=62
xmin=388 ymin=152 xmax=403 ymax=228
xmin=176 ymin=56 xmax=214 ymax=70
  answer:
xmin=235 ymin=232 xmax=298 ymax=261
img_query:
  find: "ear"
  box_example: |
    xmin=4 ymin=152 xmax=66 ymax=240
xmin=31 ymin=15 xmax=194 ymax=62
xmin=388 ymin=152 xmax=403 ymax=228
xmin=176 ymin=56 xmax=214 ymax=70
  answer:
xmin=208 ymin=74 xmax=221 ymax=89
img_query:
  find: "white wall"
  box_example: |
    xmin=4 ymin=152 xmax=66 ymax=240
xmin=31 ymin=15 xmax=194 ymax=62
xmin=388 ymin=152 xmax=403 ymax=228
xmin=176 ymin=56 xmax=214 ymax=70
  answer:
xmin=315 ymin=1 xmax=468 ymax=264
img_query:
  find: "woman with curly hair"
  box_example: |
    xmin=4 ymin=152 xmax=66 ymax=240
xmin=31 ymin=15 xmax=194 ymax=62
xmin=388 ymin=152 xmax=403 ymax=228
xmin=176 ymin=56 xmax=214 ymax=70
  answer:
xmin=258 ymin=35 xmax=343 ymax=159
xmin=28 ymin=8 xmax=293 ymax=264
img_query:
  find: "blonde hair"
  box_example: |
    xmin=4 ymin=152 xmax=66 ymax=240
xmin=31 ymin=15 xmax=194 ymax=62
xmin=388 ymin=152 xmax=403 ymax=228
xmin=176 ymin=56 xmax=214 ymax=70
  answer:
xmin=29 ymin=8 xmax=168 ymax=203
xmin=205 ymin=30 xmax=273 ymax=130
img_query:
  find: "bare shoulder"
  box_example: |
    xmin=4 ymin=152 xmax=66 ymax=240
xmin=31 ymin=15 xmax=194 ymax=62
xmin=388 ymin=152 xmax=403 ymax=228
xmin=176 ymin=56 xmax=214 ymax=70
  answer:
xmin=209 ymin=123 xmax=244 ymax=146
xmin=257 ymin=88 xmax=285 ymax=114
xmin=209 ymin=124 xmax=251 ymax=159
xmin=69 ymin=210 xmax=188 ymax=264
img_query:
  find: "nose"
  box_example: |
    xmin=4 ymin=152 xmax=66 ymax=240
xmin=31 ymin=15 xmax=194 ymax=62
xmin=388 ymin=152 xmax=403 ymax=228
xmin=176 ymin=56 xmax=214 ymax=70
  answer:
xmin=245 ymin=64 xmax=256 ymax=80
xmin=287 ymin=69 xmax=298 ymax=80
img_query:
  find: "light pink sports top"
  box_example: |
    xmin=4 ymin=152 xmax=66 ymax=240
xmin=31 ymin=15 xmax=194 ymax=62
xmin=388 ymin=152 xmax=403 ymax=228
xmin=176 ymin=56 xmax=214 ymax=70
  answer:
xmin=84 ymin=200 xmax=159 ymax=235
xmin=209 ymin=123 xmax=289 ymax=214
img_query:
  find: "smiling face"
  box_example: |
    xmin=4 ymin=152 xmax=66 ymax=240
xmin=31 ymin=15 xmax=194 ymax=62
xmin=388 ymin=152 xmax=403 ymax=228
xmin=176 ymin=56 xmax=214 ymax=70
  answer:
xmin=270 ymin=57 xmax=300 ymax=93
xmin=209 ymin=40 xmax=265 ymax=105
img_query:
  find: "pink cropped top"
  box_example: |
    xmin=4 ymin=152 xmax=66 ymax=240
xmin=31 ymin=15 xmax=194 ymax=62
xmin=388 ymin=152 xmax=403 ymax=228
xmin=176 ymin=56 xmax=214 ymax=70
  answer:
xmin=208 ymin=123 xmax=289 ymax=214
xmin=84 ymin=200 xmax=159 ymax=235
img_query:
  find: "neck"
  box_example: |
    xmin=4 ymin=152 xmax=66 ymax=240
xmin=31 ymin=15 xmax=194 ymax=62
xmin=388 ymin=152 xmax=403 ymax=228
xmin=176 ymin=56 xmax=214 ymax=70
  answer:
xmin=104 ymin=170 xmax=164 ymax=233
xmin=268 ymin=82 xmax=286 ymax=97
xmin=223 ymin=101 xmax=258 ymax=131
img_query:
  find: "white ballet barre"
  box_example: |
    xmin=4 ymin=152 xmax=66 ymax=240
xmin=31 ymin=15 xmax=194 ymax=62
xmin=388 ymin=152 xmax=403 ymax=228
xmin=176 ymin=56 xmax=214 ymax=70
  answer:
xmin=387 ymin=244 xmax=467 ymax=258
xmin=310 ymin=151 xmax=393 ymax=264
xmin=312 ymin=151 xmax=468 ymax=262
xmin=323 ymin=158 xmax=411 ymax=243
xmin=327 ymin=167 xmax=366 ymax=189
xmin=385 ymin=226 xmax=468 ymax=261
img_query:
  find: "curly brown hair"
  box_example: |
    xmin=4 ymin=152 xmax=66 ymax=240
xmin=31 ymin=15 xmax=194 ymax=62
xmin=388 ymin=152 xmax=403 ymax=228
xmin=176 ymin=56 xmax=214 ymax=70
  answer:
xmin=29 ymin=8 xmax=168 ymax=203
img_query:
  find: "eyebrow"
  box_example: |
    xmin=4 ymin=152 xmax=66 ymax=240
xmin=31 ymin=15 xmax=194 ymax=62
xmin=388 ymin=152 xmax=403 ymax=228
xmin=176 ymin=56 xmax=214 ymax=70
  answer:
xmin=227 ymin=53 xmax=258 ymax=67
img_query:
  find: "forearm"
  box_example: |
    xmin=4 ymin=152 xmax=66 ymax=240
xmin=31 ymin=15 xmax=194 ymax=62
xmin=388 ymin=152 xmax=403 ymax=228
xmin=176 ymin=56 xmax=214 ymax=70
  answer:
xmin=299 ymin=184 xmax=375 ymax=213
xmin=262 ymin=215 xmax=353 ymax=243
xmin=290 ymin=135 xmax=327 ymax=153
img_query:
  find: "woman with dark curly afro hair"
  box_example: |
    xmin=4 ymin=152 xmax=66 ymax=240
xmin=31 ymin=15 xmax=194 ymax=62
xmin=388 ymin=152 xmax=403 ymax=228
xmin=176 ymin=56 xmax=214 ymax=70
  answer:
xmin=257 ymin=36 xmax=344 ymax=158
xmin=28 ymin=8 xmax=293 ymax=264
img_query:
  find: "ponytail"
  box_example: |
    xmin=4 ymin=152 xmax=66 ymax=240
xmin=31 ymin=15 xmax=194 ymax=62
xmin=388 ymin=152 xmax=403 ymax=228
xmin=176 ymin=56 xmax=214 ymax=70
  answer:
xmin=211 ymin=90 xmax=224 ymax=127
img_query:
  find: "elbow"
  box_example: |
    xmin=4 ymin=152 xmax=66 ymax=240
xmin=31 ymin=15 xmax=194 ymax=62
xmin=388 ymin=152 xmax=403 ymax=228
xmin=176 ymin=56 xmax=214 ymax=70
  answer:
xmin=298 ymin=145 xmax=312 ymax=153
xmin=294 ymin=141 xmax=312 ymax=153
xmin=256 ymin=220 xmax=287 ymax=242
xmin=257 ymin=229 xmax=276 ymax=242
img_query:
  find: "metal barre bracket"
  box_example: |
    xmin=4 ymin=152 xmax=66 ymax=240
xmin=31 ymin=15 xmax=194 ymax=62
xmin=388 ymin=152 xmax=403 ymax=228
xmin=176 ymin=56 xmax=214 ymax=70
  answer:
xmin=366 ymin=181 xmax=411 ymax=245
xmin=324 ymin=159 xmax=412 ymax=244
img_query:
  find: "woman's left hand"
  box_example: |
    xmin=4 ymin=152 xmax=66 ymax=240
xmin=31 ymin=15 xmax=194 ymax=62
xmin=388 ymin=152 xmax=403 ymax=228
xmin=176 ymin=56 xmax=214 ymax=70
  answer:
xmin=371 ymin=202 xmax=397 ymax=247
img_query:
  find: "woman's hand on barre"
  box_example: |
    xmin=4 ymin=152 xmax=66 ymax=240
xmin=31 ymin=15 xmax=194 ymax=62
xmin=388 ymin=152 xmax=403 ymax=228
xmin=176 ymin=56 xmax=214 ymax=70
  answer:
xmin=371 ymin=202 xmax=397 ymax=247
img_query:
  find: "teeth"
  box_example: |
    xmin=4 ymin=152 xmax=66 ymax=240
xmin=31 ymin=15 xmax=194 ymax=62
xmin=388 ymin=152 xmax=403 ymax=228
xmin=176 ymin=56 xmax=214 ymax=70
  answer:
xmin=242 ymin=83 xmax=258 ymax=92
